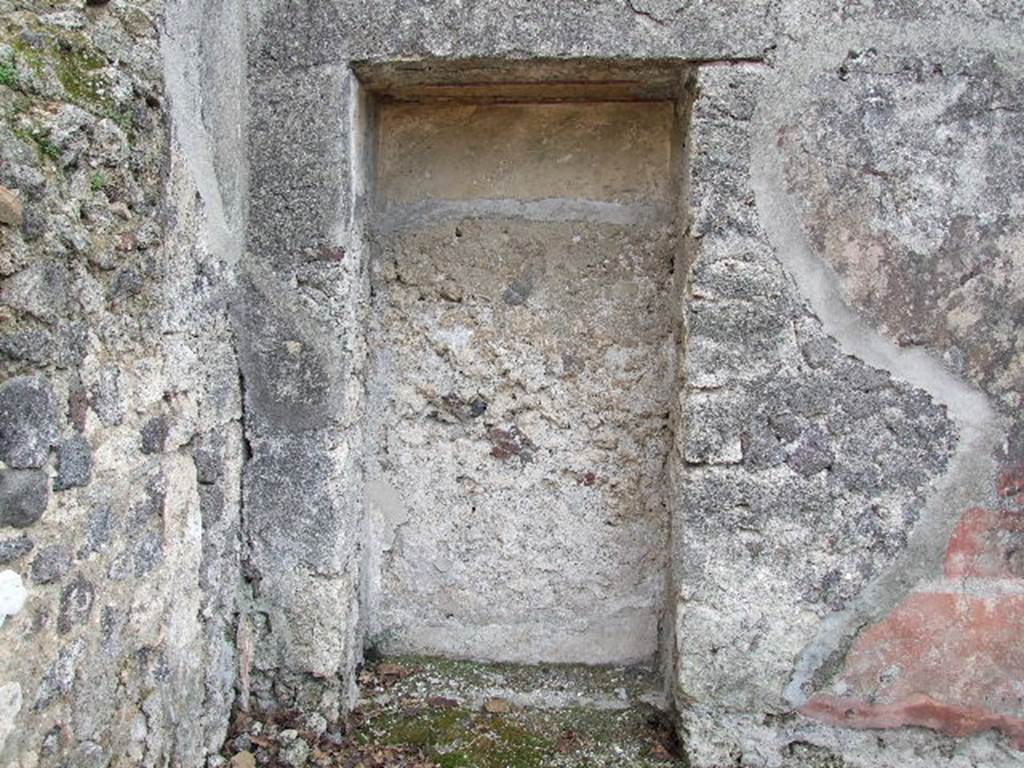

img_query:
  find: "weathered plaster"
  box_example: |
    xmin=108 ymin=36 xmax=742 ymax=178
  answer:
xmin=0 ymin=2 xmax=1020 ymax=766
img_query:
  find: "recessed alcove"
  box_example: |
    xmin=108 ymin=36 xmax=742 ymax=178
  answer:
xmin=355 ymin=61 xmax=693 ymax=667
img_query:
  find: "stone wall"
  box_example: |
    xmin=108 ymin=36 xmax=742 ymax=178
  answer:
xmin=0 ymin=0 xmax=246 ymax=765
xmin=240 ymin=2 xmax=1024 ymax=763
xmin=0 ymin=1 xmax=1020 ymax=767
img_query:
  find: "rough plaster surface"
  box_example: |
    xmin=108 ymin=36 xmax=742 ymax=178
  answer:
xmin=365 ymin=100 xmax=680 ymax=663
xmin=0 ymin=1 xmax=1021 ymax=766
xmin=658 ymin=11 xmax=1019 ymax=768
xmin=673 ymin=61 xmax=961 ymax=758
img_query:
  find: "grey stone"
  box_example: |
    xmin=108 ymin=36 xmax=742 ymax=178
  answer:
xmin=67 ymin=740 xmax=109 ymax=768
xmin=99 ymin=606 xmax=123 ymax=649
xmin=0 ymin=329 xmax=55 ymax=366
xmin=0 ymin=469 xmax=49 ymax=528
xmin=303 ymin=712 xmax=327 ymax=738
xmin=39 ymin=726 xmax=63 ymax=758
xmin=20 ymin=203 xmax=46 ymax=241
xmin=279 ymin=737 xmax=309 ymax=768
xmin=58 ymin=575 xmax=95 ymax=635
xmin=0 ymin=261 xmax=70 ymax=324
xmin=741 ymin=419 xmax=785 ymax=469
xmin=0 ymin=535 xmax=33 ymax=565
xmin=0 ymin=376 xmax=57 ymax=469
xmin=30 ymin=545 xmax=71 ymax=584
xmin=502 ymin=274 xmax=534 ymax=305
xmin=128 ymin=475 xmax=166 ymax=531
xmin=232 ymin=734 xmax=252 ymax=753
xmin=194 ymin=431 xmax=226 ymax=484
xmin=786 ymin=429 xmax=835 ymax=477
xmin=76 ymin=504 xmax=114 ymax=559
xmin=132 ymin=532 xmax=164 ymax=577
xmin=89 ymin=367 xmax=123 ymax=427
xmin=140 ymin=415 xmax=168 ymax=455
xmin=106 ymin=549 xmax=133 ymax=581
xmin=34 ymin=640 xmax=83 ymax=711
xmin=54 ymin=435 xmax=93 ymax=491
xmin=199 ymin=484 xmax=225 ymax=527
xmin=110 ymin=267 xmax=145 ymax=301
xmin=800 ymin=336 xmax=840 ymax=369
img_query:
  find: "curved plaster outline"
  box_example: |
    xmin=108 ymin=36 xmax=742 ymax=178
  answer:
xmin=749 ymin=20 xmax=1019 ymax=708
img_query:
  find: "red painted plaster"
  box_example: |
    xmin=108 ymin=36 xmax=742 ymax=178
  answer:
xmin=945 ymin=508 xmax=1024 ymax=579
xmin=801 ymin=470 xmax=1024 ymax=748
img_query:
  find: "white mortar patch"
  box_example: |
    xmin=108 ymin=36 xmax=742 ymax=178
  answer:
xmin=0 ymin=571 xmax=27 ymax=629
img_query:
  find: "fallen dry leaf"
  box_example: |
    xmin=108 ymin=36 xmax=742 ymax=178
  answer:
xmin=378 ymin=663 xmax=407 ymax=678
xmin=555 ymin=730 xmax=578 ymax=753
xmin=649 ymin=742 xmax=675 ymax=762
xmin=483 ymin=697 xmax=511 ymax=714
xmin=427 ymin=695 xmax=459 ymax=709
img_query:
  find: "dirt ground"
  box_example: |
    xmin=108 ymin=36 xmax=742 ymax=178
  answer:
xmin=220 ymin=657 xmax=685 ymax=768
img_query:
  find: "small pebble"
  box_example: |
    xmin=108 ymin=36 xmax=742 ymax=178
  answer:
xmin=231 ymin=734 xmax=251 ymax=753
xmin=321 ymin=729 xmax=345 ymax=748
xmin=279 ymin=738 xmax=309 ymax=768
xmin=304 ymin=712 xmax=327 ymax=737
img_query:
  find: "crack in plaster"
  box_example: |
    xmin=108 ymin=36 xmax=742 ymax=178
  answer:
xmin=624 ymin=0 xmax=668 ymax=27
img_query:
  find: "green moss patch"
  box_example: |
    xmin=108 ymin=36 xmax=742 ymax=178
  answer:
xmin=350 ymin=657 xmax=683 ymax=767
xmin=223 ymin=657 xmax=685 ymax=767
xmin=6 ymin=29 xmax=133 ymax=131
xmin=362 ymin=707 xmax=554 ymax=768
xmin=0 ymin=58 xmax=16 ymax=88
xmin=13 ymin=125 xmax=59 ymax=162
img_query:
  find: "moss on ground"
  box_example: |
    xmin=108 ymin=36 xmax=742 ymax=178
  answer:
xmin=363 ymin=707 xmax=554 ymax=768
xmin=223 ymin=657 xmax=684 ymax=767
xmin=351 ymin=658 xmax=682 ymax=767
xmin=375 ymin=653 xmax=664 ymax=705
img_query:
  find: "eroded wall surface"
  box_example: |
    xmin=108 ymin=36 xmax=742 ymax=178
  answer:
xmin=364 ymin=100 xmax=680 ymax=664
xmin=0 ymin=1 xmax=1021 ymax=767
xmin=0 ymin=0 xmax=246 ymax=766
xmin=243 ymin=2 xmax=1022 ymax=766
